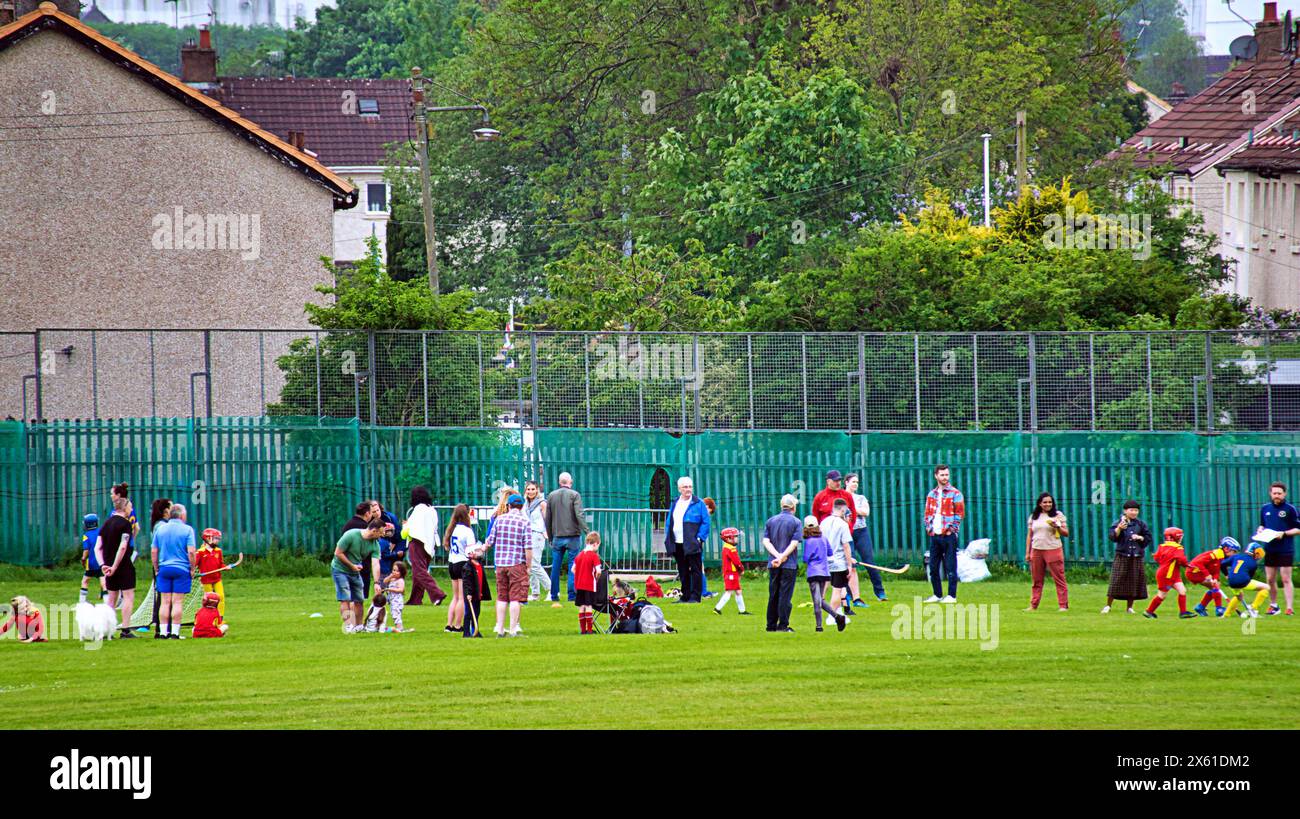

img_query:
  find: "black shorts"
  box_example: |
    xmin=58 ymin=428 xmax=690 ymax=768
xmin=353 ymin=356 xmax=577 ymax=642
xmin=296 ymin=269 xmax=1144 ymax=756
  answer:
xmin=449 ymin=560 xmax=468 ymax=581
xmin=105 ymin=564 xmax=135 ymax=592
xmin=1264 ymin=551 xmax=1295 ymax=569
xmin=84 ymin=567 xmax=103 ymax=578
xmin=830 ymin=570 xmax=849 ymax=589
xmin=575 ymin=589 xmax=597 ymax=607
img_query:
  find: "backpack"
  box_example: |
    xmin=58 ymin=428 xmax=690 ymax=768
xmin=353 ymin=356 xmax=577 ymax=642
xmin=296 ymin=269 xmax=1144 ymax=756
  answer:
xmin=638 ymin=604 xmax=666 ymax=634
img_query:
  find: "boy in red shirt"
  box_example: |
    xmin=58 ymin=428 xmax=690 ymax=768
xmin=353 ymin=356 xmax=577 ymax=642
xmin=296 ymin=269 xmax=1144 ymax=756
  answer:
xmin=192 ymin=592 xmax=228 ymax=638
xmin=195 ymin=528 xmax=228 ymax=619
xmin=1188 ymin=538 xmax=1238 ymax=617
xmin=1144 ymin=527 xmax=1196 ymax=619
xmin=573 ymin=532 xmax=603 ymax=634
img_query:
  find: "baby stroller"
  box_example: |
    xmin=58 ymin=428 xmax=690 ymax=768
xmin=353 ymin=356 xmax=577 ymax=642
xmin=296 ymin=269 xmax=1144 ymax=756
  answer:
xmin=592 ymin=571 xmax=635 ymax=634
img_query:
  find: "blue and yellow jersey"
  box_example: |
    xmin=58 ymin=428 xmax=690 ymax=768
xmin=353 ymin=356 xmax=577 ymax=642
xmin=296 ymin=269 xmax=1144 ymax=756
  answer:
xmin=1225 ymin=552 xmax=1261 ymax=589
xmin=82 ymin=528 xmax=101 ymax=569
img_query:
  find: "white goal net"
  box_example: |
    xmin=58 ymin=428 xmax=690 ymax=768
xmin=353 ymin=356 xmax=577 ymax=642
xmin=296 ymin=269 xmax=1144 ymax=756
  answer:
xmin=128 ymin=581 xmax=207 ymax=628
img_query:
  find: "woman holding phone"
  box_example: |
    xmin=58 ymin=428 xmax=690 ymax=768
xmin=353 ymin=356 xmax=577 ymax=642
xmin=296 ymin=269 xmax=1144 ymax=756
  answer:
xmin=1025 ymin=492 xmax=1069 ymax=611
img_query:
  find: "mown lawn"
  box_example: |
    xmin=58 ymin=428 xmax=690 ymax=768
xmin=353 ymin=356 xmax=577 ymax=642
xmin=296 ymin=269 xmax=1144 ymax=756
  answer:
xmin=1 ymin=573 xmax=1296 ymax=729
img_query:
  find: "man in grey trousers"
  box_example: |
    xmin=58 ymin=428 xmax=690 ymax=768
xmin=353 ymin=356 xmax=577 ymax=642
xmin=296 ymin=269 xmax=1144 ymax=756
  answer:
xmin=545 ymin=472 xmax=587 ymax=603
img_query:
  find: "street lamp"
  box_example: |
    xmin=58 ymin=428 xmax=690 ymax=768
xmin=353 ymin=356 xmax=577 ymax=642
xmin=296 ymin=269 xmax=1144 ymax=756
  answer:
xmin=410 ymin=67 xmax=502 ymax=294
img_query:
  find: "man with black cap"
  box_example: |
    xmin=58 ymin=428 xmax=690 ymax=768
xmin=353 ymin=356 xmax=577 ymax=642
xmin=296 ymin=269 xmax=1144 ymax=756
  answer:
xmin=485 ymin=492 xmax=531 ymax=637
xmin=812 ymin=470 xmax=857 ymax=526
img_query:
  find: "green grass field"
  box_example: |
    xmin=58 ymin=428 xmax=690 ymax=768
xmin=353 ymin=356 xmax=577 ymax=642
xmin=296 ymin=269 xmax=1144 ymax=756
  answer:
xmin=2 ymin=570 xmax=1297 ymax=729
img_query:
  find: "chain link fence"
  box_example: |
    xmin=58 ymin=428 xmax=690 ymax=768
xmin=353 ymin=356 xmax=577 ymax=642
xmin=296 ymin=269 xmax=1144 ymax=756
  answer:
xmin=4 ymin=329 xmax=1300 ymax=431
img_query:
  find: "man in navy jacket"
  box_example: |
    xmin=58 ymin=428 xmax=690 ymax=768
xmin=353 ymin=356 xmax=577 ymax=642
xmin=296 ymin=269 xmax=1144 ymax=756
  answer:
xmin=664 ymin=476 xmax=710 ymax=603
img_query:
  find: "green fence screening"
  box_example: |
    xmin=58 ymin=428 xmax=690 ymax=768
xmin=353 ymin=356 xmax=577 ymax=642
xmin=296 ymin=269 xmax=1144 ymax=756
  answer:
xmin=1 ymin=417 xmax=1298 ymax=567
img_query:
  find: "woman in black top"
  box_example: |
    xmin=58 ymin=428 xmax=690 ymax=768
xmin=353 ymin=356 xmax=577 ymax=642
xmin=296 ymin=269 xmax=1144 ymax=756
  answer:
xmin=96 ymin=498 xmax=138 ymax=637
xmin=1105 ymin=500 xmax=1152 ymax=614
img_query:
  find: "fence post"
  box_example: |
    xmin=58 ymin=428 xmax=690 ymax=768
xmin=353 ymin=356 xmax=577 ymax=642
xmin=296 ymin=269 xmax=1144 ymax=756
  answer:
xmin=693 ymin=334 xmax=702 ymax=432
xmin=857 ymin=333 xmax=867 ymax=433
xmin=477 ymin=334 xmax=484 ymax=427
xmin=801 ymin=334 xmax=809 ymax=430
xmin=1027 ymin=333 xmax=1038 ymax=432
xmin=91 ymin=330 xmax=98 ymax=420
xmin=913 ymin=333 xmax=922 ymax=431
xmin=1088 ymin=332 xmax=1096 ymax=431
xmin=1266 ymin=330 xmax=1274 ymax=431
xmin=972 ymin=333 xmax=980 ymax=430
xmin=529 ymin=332 xmax=539 ymax=428
xmin=1205 ymin=332 xmax=1215 ymax=433
xmin=584 ymin=332 xmax=592 ymax=428
xmin=314 ymin=331 xmax=322 ymax=418
xmin=149 ymin=329 xmax=157 ymax=417
xmin=203 ymin=329 xmax=213 ymax=419
xmin=33 ymin=330 xmax=42 ymax=422
xmin=258 ymin=331 xmax=267 ymax=414
xmin=367 ymin=331 xmax=377 ymax=426
xmin=422 ymin=332 xmax=429 ymax=427
xmin=747 ymin=334 xmax=755 ymax=429
xmin=1146 ymin=334 xmax=1154 ymax=431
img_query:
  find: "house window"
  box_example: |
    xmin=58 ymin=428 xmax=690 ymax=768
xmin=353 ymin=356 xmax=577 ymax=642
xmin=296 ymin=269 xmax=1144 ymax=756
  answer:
xmin=367 ymin=182 xmax=388 ymax=213
xmin=359 ymin=98 xmax=379 ymax=116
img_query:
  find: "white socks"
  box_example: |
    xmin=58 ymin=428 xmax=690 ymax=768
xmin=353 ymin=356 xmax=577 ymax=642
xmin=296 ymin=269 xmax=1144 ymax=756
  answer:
xmin=713 ymin=591 xmax=747 ymax=613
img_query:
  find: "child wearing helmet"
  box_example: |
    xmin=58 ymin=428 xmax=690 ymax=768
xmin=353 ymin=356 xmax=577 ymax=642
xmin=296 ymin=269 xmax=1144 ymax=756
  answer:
xmin=1223 ymin=535 xmax=1270 ymax=618
xmin=1187 ymin=537 xmax=1238 ymax=617
xmin=192 ymin=591 xmax=228 ymax=638
xmin=1144 ymin=527 xmax=1196 ymax=619
xmin=78 ymin=513 xmax=107 ymax=604
xmin=195 ymin=528 xmax=227 ymax=620
xmin=712 ymin=527 xmax=750 ymax=616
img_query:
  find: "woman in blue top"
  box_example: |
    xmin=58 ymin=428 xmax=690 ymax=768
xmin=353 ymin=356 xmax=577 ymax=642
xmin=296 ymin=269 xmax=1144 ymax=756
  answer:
xmin=802 ymin=516 xmax=846 ymax=632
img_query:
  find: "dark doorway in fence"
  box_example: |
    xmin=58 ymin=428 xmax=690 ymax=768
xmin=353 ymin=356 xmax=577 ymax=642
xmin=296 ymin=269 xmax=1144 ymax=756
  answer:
xmin=650 ymin=467 xmax=669 ymax=553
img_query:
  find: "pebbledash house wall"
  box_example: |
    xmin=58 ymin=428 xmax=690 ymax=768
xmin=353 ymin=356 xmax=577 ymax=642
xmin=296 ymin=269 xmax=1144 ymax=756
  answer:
xmin=0 ymin=29 xmax=339 ymax=419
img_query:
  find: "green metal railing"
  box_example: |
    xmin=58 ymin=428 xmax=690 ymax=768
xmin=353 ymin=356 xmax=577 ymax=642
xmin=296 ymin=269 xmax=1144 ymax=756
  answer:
xmin=2 ymin=417 xmax=1298 ymax=567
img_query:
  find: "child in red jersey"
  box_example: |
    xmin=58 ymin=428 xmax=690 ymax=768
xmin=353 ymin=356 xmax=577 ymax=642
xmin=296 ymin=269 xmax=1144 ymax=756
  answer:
xmin=573 ymin=532 xmax=603 ymax=634
xmin=2 ymin=596 xmax=46 ymax=643
xmin=712 ymin=528 xmax=750 ymax=615
xmin=192 ymin=592 xmax=228 ymax=638
xmin=1188 ymin=538 xmax=1238 ymax=617
xmin=1144 ymin=527 xmax=1196 ymax=619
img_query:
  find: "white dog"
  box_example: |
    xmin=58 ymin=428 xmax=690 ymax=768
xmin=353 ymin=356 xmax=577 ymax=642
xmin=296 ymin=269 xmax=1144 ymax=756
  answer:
xmin=76 ymin=600 xmax=118 ymax=642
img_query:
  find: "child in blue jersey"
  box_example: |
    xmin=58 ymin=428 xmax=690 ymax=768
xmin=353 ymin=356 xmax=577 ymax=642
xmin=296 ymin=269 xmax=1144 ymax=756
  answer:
xmin=79 ymin=514 xmax=107 ymax=603
xmin=802 ymin=516 xmax=846 ymax=632
xmin=1222 ymin=537 xmax=1270 ymax=618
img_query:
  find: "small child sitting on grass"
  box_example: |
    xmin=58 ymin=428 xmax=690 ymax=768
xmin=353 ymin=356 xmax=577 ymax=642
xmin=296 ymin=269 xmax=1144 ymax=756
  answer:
xmin=2 ymin=596 xmax=46 ymax=643
xmin=192 ymin=591 xmax=228 ymax=638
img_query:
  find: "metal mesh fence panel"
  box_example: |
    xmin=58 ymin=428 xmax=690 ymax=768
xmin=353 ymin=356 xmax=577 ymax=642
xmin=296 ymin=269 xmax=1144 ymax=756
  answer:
xmin=0 ymin=332 xmax=35 ymax=421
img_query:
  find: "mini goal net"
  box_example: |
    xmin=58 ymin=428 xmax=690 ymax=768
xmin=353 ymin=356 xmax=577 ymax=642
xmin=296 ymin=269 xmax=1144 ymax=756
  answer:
xmin=129 ymin=581 xmax=206 ymax=628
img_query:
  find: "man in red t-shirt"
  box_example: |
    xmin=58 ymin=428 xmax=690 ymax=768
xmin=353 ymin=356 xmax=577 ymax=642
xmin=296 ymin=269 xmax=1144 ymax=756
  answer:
xmin=573 ymin=532 xmax=604 ymax=635
xmin=812 ymin=470 xmax=857 ymax=524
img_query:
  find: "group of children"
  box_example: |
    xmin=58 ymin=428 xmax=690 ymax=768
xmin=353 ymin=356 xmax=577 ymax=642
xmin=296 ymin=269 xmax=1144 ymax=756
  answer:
xmin=77 ymin=512 xmax=233 ymax=639
xmin=1145 ymin=527 xmax=1271 ymax=620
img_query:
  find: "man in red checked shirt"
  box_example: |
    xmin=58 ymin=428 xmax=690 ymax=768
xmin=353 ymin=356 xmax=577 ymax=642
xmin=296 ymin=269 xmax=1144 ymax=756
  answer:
xmin=923 ymin=464 xmax=965 ymax=603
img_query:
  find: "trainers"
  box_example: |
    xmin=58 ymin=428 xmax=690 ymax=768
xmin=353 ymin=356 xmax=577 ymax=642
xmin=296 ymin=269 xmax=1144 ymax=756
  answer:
xmin=1194 ymin=603 xmax=1207 ymax=617
xmin=816 ymin=626 xmax=824 ymax=632
xmin=1023 ymin=606 xmax=1036 ymax=612
xmin=1179 ymin=611 xmax=1197 ymax=619
xmin=1126 ymin=608 xmax=1135 ymax=614
xmin=1100 ymin=606 xmax=1110 ymax=614
xmin=713 ymin=608 xmax=722 ymax=615
xmin=739 ymin=611 xmax=753 ymax=616
xmin=923 ymin=595 xmax=940 ymax=603
xmin=1058 ymin=607 xmax=1068 ymax=612
xmin=1142 ymin=611 xmax=1157 ymax=619
xmin=1215 ymin=606 xmax=1226 ymax=617
xmin=852 ymin=598 xmax=869 ymax=608
xmin=940 ymin=596 xmax=957 ymax=603
xmin=1287 ymin=609 xmax=1295 ymax=616
xmin=1267 ymin=604 xmax=1280 ymax=615
xmin=875 ymin=592 xmax=889 ymax=602
xmin=835 ymin=614 xmax=847 ymax=632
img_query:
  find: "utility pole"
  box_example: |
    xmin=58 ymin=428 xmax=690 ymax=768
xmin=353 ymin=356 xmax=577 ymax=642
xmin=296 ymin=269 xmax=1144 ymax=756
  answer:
xmin=981 ymin=132 xmax=992 ymax=227
xmin=1015 ymin=110 xmax=1028 ymax=197
xmin=411 ymin=66 xmax=440 ymax=294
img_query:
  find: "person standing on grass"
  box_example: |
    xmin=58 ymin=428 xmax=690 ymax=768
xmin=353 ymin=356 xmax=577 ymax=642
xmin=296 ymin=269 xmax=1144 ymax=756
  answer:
xmin=573 ymin=532 xmax=603 ymax=634
xmin=1024 ymin=492 xmax=1069 ymax=612
xmin=403 ymin=487 xmax=446 ymax=607
xmin=665 ymin=476 xmax=710 ymax=603
xmin=332 ymin=520 xmax=384 ymax=633
xmin=377 ymin=502 xmax=406 ymax=578
xmin=151 ymin=503 xmax=197 ymax=639
xmin=442 ymin=503 xmax=477 ymax=633
xmin=801 ymin=517 xmax=846 ymax=632
xmin=146 ymin=497 xmax=172 ymax=635
xmin=96 ymin=496 xmax=137 ymax=637
xmin=763 ymin=494 xmax=803 ymax=632
xmin=1104 ymin=500 xmax=1150 ymax=614
xmin=1260 ymin=482 xmax=1298 ymax=615
xmin=545 ymin=473 xmax=586 ymax=604
xmin=845 ymin=473 xmax=887 ymax=603
xmin=485 ymin=493 xmax=530 ymax=637
xmin=821 ymin=499 xmax=857 ymax=620
xmin=524 ymin=481 xmax=551 ymax=602
xmin=342 ymin=500 xmax=386 ymax=595
xmin=923 ymin=464 xmax=965 ymax=603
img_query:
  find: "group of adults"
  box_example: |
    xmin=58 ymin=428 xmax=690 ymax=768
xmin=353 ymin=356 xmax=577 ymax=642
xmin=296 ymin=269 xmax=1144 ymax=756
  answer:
xmin=90 ymin=484 xmax=204 ymax=639
xmin=330 ymin=472 xmax=591 ymax=637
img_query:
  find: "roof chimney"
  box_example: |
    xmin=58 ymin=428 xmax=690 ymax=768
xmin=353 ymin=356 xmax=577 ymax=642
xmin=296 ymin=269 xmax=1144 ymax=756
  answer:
xmin=1167 ymin=81 xmax=1188 ymax=106
xmin=180 ymin=24 xmax=218 ymax=88
xmin=1257 ymin=2 xmax=1284 ymax=56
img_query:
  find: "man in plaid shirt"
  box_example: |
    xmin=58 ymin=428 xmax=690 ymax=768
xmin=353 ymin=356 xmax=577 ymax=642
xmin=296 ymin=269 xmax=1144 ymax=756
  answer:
xmin=485 ymin=493 xmax=531 ymax=637
xmin=923 ymin=464 xmax=965 ymax=603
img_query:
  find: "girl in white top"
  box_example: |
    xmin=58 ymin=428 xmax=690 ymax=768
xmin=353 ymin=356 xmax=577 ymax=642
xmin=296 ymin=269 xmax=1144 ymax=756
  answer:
xmin=442 ymin=504 xmax=477 ymax=633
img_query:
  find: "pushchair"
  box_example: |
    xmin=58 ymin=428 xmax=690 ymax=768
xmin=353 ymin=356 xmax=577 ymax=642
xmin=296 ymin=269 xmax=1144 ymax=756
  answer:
xmin=592 ymin=571 xmax=636 ymax=634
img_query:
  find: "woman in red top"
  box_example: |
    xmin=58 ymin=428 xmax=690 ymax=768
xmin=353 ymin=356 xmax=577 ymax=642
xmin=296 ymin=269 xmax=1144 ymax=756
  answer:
xmin=2 ymin=596 xmax=46 ymax=643
xmin=713 ymin=528 xmax=750 ymax=615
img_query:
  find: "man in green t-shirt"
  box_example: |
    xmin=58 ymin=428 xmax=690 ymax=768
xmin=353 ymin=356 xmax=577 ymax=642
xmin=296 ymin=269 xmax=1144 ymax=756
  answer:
xmin=332 ymin=520 xmax=384 ymax=633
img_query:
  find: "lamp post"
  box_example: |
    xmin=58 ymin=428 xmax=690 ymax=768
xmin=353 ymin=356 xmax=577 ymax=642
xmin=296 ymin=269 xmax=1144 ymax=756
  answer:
xmin=410 ymin=67 xmax=501 ymax=294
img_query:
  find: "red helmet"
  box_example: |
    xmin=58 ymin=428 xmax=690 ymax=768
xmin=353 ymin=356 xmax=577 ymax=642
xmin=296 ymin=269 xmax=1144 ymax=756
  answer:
xmin=720 ymin=527 xmax=741 ymax=543
xmin=1163 ymin=527 xmax=1184 ymax=542
xmin=202 ymin=528 xmax=222 ymax=541
xmin=202 ymin=592 xmax=221 ymax=608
